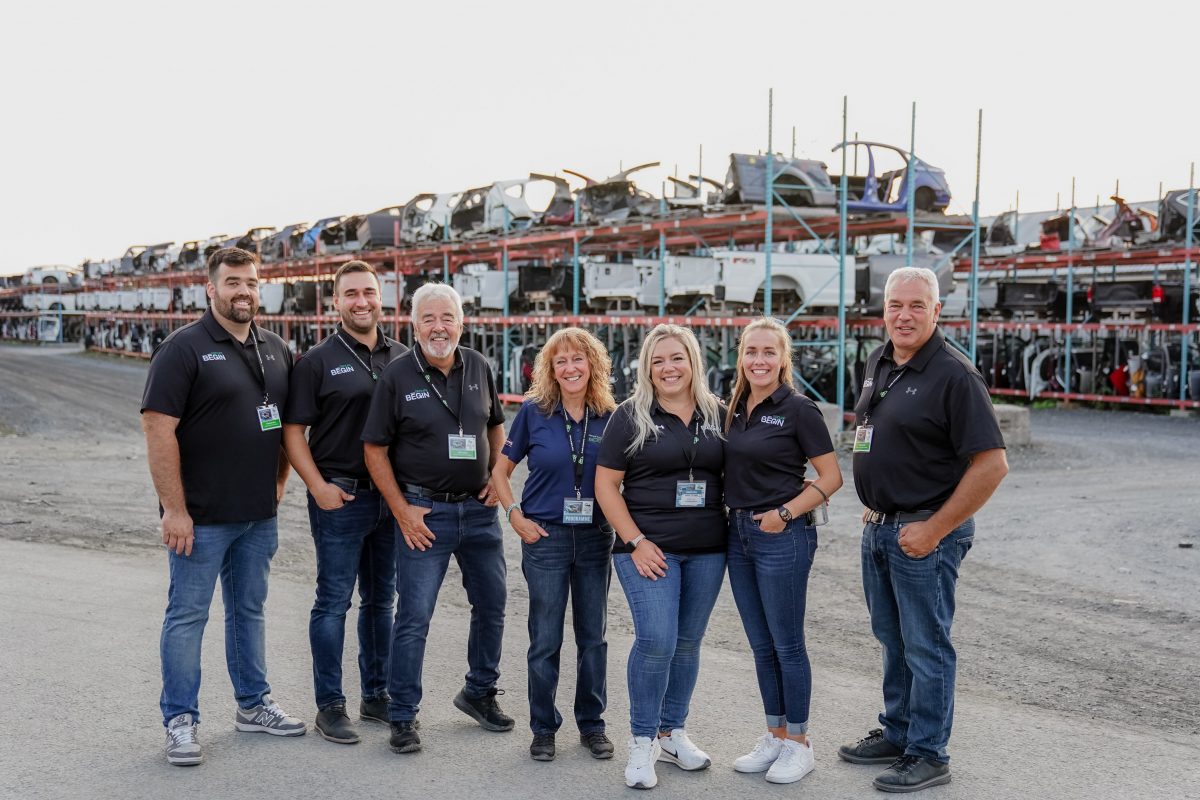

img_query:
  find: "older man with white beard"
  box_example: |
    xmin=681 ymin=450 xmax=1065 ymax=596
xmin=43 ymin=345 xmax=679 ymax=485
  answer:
xmin=362 ymin=282 xmax=511 ymax=755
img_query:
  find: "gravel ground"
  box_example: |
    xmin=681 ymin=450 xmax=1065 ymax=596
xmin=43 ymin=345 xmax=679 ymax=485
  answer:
xmin=1 ymin=341 xmax=1197 ymax=746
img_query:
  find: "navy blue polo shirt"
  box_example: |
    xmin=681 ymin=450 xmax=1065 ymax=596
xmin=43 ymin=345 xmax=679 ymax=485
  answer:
xmin=284 ymin=326 xmax=407 ymax=480
xmin=596 ymin=398 xmax=727 ymax=554
xmin=724 ymin=384 xmax=834 ymax=510
xmin=501 ymin=399 xmax=611 ymax=525
xmin=853 ymin=327 xmax=1005 ymax=513
xmin=140 ymin=310 xmax=292 ymax=525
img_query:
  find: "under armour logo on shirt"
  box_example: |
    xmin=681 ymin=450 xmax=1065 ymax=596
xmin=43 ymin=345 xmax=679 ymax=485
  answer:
xmin=906 ymin=387 xmax=918 ymax=395
xmin=468 ymin=383 xmax=480 ymax=391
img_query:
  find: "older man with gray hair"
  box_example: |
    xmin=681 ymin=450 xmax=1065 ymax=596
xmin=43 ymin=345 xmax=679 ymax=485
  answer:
xmin=838 ymin=267 xmax=1007 ymax=793
xmin=362 ymin=282 xmax=511 ymax=755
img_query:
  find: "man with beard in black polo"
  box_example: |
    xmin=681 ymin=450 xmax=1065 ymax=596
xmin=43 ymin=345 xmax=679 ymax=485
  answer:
xmin=142 ymin=247 xmax=304 ymax=767
xmin=283 ymin=260 xmax=408 ymax=744
xmin=362 ymin=282 xmax=511 ymax=755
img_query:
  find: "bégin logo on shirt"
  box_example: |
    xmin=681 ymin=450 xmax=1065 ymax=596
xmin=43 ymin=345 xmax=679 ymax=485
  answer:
xmin=330 ymin=364 xmax=355 ymax=377
xmin=760 ymin=415 xmax=786 ymax=427
xmin=201 ymin=352 xmax=226 ymax=362
xmin=405 ymin=388 xmax=432 ymax=402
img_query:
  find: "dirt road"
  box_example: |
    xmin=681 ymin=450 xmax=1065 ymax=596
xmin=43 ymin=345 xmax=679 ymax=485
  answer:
xmin=1 ymin=341 xmax=1197 ymax=748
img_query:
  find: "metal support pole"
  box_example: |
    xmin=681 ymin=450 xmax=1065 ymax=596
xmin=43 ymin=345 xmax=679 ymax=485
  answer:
xmin=1065 ymin=178 xmax=1076 ymax=394
xmin=969 ymin=109 xmax=983 ymax=362
xmin=659 ymin=184 xmax=667 ymax=316
xmin=836 ymin=95 xmax=849 ymax=425
xmin=442 ymin=251 xmax=448 ymax=283
xmin=572 ymin=229 xmax=581 ymax=316
xmin=502 ymin=208 xmax=510 ymax=394
xmin=765 ymin=88 xmax=774 ymax=317
xmin=1182 ymin=163 xmax=1195 ymax=402
xmin=906 ymin=101 xmax=916 ymax=268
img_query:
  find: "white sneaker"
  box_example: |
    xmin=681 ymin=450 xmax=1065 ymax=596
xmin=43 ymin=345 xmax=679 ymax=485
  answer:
xmin=733 ymin=732 xmax=783 ymax=773
xmin=234 ymin=694 xmax=307 ymax=736
xmin=765 ymin=738 xmax=815 ymax=784
xmin=657 ymin=728 xmax=711 ymax=771
xmin=165 ymin=713 xmax=202 ymax=766
xmin=625 ymin=736 xmax=661 ymax=789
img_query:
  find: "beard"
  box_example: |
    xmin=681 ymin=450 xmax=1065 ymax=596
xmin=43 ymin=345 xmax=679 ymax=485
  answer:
xmin=214 ymin=293 xmax=258 ymax=323
xmin=341 ymin=308 xmax=378 ymax=335
xmin=421 ymin=334 xmax=457 ymax=359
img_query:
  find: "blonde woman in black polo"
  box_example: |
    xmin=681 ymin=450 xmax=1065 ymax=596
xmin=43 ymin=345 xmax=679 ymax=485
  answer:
xmin=723 ymin=317 xmax=842 ymax=784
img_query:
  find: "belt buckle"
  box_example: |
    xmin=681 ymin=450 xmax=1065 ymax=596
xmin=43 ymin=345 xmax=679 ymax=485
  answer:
xmin=867 ymin=509 xmax=885 ymax=525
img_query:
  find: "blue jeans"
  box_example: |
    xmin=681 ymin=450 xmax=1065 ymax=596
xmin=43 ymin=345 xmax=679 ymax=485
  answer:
xmin=387 ymin=495 xmax=506 ymax=722
xmin=727 ymin=511 xmax=817 ymax=736
xmin=521 ymin=519 xmax=614 ymax=736
xmin=160 ymin=517 xmax=278 ymax=725
xmin=307 ymin=483 xmax=396 ymax=710
xmin=613 ymin=550 xmax=726 ymax=738
xmin=861 ymin=518 xmax=975 ymax=763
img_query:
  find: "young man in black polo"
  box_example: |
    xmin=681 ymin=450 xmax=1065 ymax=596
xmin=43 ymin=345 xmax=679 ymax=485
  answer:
xmin=142 ymin=247 xmax=305 ymax=767
xmin=283 ymin=261 xmax=408 ymax=744
xmin=839 ymin=267 xmax=1008 ymax=793
xmin=361 ymin=282 xmax=511 ymax=755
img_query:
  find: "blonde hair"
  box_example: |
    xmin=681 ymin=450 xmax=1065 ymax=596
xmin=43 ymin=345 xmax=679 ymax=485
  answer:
xmin=624 ymin=324 xmax=723 ymax=457
xmin=725 ymin=317 xmax=795 ymax=430
xmin=526 ymin=327 xmax=617 ymax=416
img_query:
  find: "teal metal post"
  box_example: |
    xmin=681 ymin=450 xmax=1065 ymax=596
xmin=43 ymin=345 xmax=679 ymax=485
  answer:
xmin=442 ymin=251 xmax=448 ymax=282
xmin=836 ymin=96 xmax=849 ymax=424
xmin=572 ymin=206 xmax=581 ymax=315
xmin=765 ymin=88 xmax=774 ymax=318
xmin=905 ymin=102 xmax=916 ymax=268
xmin=1182 ymin=163 xmax=1195 ymax=402
xmin=969 ymin=109 xmax=983 ymax=362
xmin=1064 ymin=178 xmax=1076 ymax=392
xmin=659 ymin=183 xmax=667 ymax=316
xmin=502 ymin=207 xmax=511 ymax=393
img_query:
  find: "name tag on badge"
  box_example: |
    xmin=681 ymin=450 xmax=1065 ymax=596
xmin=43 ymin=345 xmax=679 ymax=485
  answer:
xmin=676 ymin=480 xmax=707 ymax=508
xmin=256 ymin=403 xmax=281 ymax=432
xmin=562 ymin=498 xmax=594 ymax=524
xmin=852 ymin=424 xmax=874 ymax=453
xmin=448 ymin=434 xmax=477 ymax=460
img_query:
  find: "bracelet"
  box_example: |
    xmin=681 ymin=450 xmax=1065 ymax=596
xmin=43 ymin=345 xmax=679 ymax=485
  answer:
xmin=505 ymin=502 xmax=521 ymax=522
xmin=810 ymin=484 xmax=829 ymax=502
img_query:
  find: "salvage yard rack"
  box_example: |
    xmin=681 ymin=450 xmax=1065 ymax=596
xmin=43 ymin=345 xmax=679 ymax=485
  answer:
xmin=3 ymin=95 xmax=1197 ymax=414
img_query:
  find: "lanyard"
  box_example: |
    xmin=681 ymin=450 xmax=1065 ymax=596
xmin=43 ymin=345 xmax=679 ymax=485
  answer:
xmin=237 ymin=325 xmax=271 ymax=404
xmin=668 ymin=416 xmax=703 ymax=482
xmin=562 ymin=405 xmax=589 ymax=498
xmin=335 ymin=331 xmax=378 ymax=381
xmin=412 ymin=345 xmax=466 ymax=435
xmin=862 ymin=357 xmax=907 ymax=426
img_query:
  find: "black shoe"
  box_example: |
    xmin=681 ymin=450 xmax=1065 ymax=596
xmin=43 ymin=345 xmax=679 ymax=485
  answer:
xmin=388 ymin=720 xmax=421 ymax=754
xmin=453 ymin=688 xmax=515 ymax=732
xmin=314 ymin=704 xmax=360 ymax=744
xmin=530 ymin=733 xmax=556 ymax=761
xmin=873 ymin=755 xmax=951 ymax=793
xmin=838 ymin=728 xmax=904 ymax=765
xmin=580 ymin=731 xmax=614 ymax=759
xmin=359 ymin=695 xmax=390 ymax=724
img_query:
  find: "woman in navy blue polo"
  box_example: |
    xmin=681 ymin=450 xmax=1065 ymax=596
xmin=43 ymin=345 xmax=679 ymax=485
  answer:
xmin=493 ymin=327 xmax=618 ymax=763
xmin=723 ymin=317 xmax=842 ymax=785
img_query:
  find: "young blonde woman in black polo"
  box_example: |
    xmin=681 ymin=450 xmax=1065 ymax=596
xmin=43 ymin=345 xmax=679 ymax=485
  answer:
xmin=723 ymin=317 xmax=842 ymax=784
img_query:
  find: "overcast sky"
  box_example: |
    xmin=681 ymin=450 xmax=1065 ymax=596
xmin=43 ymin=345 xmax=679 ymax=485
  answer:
xmin=2 ymin=0 xmax=1196 ymax=276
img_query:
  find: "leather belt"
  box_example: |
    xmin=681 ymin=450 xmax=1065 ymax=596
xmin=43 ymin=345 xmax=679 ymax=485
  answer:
xmin=327 ymin=476 xmax=377 ymax=493
xmin=402 ymin=483 xmax=474 ymax=504
xmin=738 ymin=508 xmax=817 ymax=526
xmin=864 ymin=509 xmax=936 ymax=526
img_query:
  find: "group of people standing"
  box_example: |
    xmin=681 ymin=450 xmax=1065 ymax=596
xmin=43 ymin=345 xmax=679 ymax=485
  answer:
xmin=142 ymin=246 xmax=1006 ymax=794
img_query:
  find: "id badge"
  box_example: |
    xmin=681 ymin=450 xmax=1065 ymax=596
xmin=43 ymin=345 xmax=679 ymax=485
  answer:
xmin=256 ymin=403 xmax=281 ymax=432
xmin=448 ymin=434 xmax=478 ymax=460
xmin=675 ymin=480 xmax=707 ymax=508
xmin=852 ymin=425 xmax=874 ymax=453
xmin=562 ymin=498 xmax=595 ymax=524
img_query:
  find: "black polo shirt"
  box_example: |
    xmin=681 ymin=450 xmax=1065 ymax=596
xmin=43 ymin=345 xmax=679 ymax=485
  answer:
xmin=140 ymin=310 xmax=293 ymax=525
xmin=596 ymin=398 xmax=726 ymax=554
xmin=284 ymin=326 xmax=408 ymax=480
xmin=361 ymin=344 xmax=504 ymax=494
xmin=853 ymin=327 xmax=1005 ymax=513
xmin=724 ymin=385 xmax=834 ymax=510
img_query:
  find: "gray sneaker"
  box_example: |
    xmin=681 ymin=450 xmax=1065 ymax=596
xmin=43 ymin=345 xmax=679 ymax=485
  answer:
xmin=165 ymin=713 xmax=202 ymax=766
xmin=234 ymin=695 xmax=307 ymax=737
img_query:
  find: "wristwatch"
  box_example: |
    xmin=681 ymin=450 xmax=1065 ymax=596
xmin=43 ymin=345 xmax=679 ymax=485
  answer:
xmin=627 ymin=534 xmax=646 ymax=551
xmin=777 ymin=506 xmax=794 ymax=523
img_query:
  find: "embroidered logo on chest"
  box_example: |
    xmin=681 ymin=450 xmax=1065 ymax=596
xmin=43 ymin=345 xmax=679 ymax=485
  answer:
xmin=330 ymin=364 xmax=355 ymax=377
xmin=201 ymin=352 xmax=226 ymax=362
xmin=405 ymin=389 xmax=432 ymax=402
xmin=760 ymin=415 xmax=786 ymax=427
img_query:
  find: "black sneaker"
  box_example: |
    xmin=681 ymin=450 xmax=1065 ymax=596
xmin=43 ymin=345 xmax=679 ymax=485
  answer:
xmin=580 ymin=730 xmax=614 ymax=760
xmin=530 ymin=733 xmax=556 ymax=761
xmin=453 ymin=688 xmax=515 ymax=732
xmin=838 ymin=728 xmax=904 ymax=765
xmin=388 ymin=720 xmax=421 ymax=754
xmin=873 ymin=755 xmax=951 ymax=793
xmin=359 ymin=695 xmax=390 ymax=724
xmin=315 ymin=703 xmax=360 ymax=744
